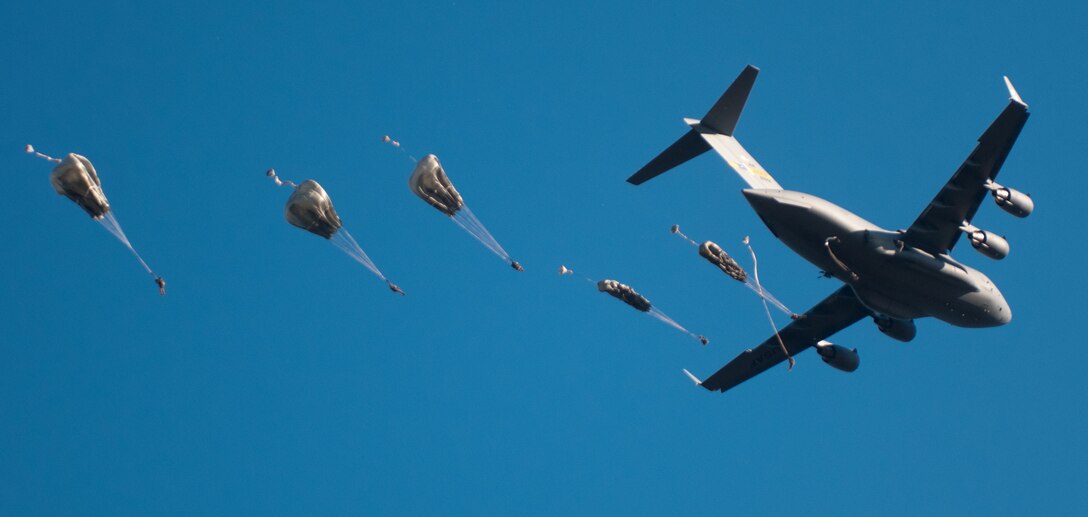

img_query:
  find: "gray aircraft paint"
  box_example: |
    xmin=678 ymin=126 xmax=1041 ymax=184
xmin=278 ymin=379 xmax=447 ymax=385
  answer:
xmin=629 ymin=65 xmax=1030 ymax=393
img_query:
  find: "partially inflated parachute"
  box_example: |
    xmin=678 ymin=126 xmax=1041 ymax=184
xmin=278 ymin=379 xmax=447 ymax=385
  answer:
xmin=49 ymin=152 xmax=110 ymax=219
xmin=587 ymin=276 xmax=706 ymax=345
xmin=27 ymin=145 xmax=165 ymax=295
xmin=698 ymin=240 xmax=747 ymax=282
xmin=597 ymin=279 xmax=652 ymax=312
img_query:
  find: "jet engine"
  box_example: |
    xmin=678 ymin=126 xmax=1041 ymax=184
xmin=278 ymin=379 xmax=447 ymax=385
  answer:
xmin=987 ymin=181 xmax=1034 ymax=218
xmin=815 ymin=341 xmax=859 ymax=372
xmin=967 ymin=229 xmax=1009 ymax=260
xmin=874 ymin=316 xmax=916 ymax=342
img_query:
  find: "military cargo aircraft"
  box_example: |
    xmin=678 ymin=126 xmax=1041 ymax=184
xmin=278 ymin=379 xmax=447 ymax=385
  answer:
xmin=628 ymin=65 xmax=1032 ymax=393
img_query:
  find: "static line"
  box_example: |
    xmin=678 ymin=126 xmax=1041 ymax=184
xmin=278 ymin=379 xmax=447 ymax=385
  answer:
xmin=824 ymin=237 xmax=859 ymax=282
xmin=746 ymin=237 xmax=794 ymax=370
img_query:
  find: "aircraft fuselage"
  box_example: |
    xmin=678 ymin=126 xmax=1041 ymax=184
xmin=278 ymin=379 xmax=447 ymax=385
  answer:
xmin=743 ymin=189 xmax=1011 ymax=328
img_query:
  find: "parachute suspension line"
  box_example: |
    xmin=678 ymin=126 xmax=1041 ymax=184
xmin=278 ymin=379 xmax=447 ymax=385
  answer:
xmin=382 ymin=135 xmax=417 ymax=164
xmin=266 ymin=168 xmax=297 ymax=188
xmin=824 ymin=237 xmax=859 ymax=282
xmin=25 ymin=144 xmax=62 ymax=163
xmin=98 ymin=212 xmax=166 ymax=295
xmin=649 ymin=306 xmax=689 ymax=333
xmin=98 ymin=212 xmax=153 ymax=275
xmin=451 ymin=205 xmax=512 ymax=263
xmin=647 ymin=307 xmax=709 ymax=345
xmin=745 ymin=236 xmax=795 ymax=370
xmin=670 ymin=224 xmax=698 ymax=246
xmin=331 ymin=229 xmax=382 ymax=279
xmin=740 ymin=278 xmax=793 ymax=315
xmin=330 ymin=230 xmax=405 ymax=295
xmin=98 ymin=212 xmax=166 ymax=296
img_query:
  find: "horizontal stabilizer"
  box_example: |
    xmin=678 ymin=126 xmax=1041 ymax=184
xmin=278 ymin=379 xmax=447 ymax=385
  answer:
xmin=627 ymin=64 xmax=780 ymax=189
xmin=627 ymin=130 xmax=710 ymax=185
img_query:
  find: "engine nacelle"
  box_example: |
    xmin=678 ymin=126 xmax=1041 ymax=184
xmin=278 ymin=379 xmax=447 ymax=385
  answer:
xmin=874 ymin=316 xmax=916 ymax=342
xmin=815 ymin=341 xmax=859 ymax=372
xmin=992 ymin=186 xmax=1033 ymax=218
xmin=968 ymin=229 xmax=1009 ymax=260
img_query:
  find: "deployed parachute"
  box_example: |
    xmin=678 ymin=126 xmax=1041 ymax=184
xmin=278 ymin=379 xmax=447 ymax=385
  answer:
xmin=586 ymin=276 xmax=707 ymax=345
xmin=597 ymin=279 xmax=652 ymax=312
xmin=48 ymin=152 xmax=110 ymax=219
xmin=676 ymin=224 xmax=799 ymax=367
xmin=268 ymin=169 xmax=404 ymax=295
xmin=698 ymin=240 xmax=747 ymax=282
xmin=285 ymin=180 xmax=343 ymax=239
xmin=409 ymin=154 xmax=463 ymax=217
xmin=26 ymin=145 xmax=165 ymax=295
xmin=392 ymin=144 xmax=522 ymax=272
xmin=672 ymin=224 xmax=792 ymax=316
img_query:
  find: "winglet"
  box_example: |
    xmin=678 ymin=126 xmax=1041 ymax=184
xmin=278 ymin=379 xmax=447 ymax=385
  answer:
xmin=1003 ymin=76 xmax=1027 ymax=108
xmin=682 ymin=368 xmax=703 ymax=386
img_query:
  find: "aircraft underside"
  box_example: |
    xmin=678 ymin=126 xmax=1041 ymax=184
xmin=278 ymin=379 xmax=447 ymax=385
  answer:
xmin=628 ymin=65 xmax=1030 ymax=393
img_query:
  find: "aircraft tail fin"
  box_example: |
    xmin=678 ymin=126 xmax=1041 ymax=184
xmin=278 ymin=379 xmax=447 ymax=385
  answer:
xmin=627 ymin=65 xmax=782 ymax=189
xmin=701 ymin=64 xmax=758 ymax=135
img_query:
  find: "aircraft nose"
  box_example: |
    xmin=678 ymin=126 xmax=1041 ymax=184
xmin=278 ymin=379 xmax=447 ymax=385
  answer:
xmin=984 ymin=279 xmax=1012 ymax=326
xmin=994 ymin=300 xmax=1012 ymax=325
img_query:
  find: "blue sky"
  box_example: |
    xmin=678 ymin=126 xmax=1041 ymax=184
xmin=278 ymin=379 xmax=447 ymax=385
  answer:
xmin=2 ymin=1 xmax=1086 ymax=515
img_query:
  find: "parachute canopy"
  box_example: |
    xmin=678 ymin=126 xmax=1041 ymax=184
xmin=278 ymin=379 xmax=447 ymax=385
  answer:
xmin=285 ymin=180 xmax=343 ymax=239
xmin=699 ymin=240 xmax=747 ymax=282
xmin=50 ymin=153 xmax=110 ymax=219
xmin=409 ymin=154 xmax=463 ymax=217
xmin=402 ymin=151 xmax=520 ymax=270
xmin=597 ymin=279 xmax=652 ymax=312
xmin=29 ymin=146 xmax=162 ymax=294
xmin=271 ymin=171 xmax=402 ymax=294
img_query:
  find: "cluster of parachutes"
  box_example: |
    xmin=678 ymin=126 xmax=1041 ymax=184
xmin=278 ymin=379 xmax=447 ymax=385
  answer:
xmin=26 ymin=140 xmax=790 ymax=349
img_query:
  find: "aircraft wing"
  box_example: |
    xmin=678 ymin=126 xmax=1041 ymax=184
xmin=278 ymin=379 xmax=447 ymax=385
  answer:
xmin=693 ymin=285 xmax=869 ymax=393
xmin=903 ymin=80 xmax=1030 ymax=255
